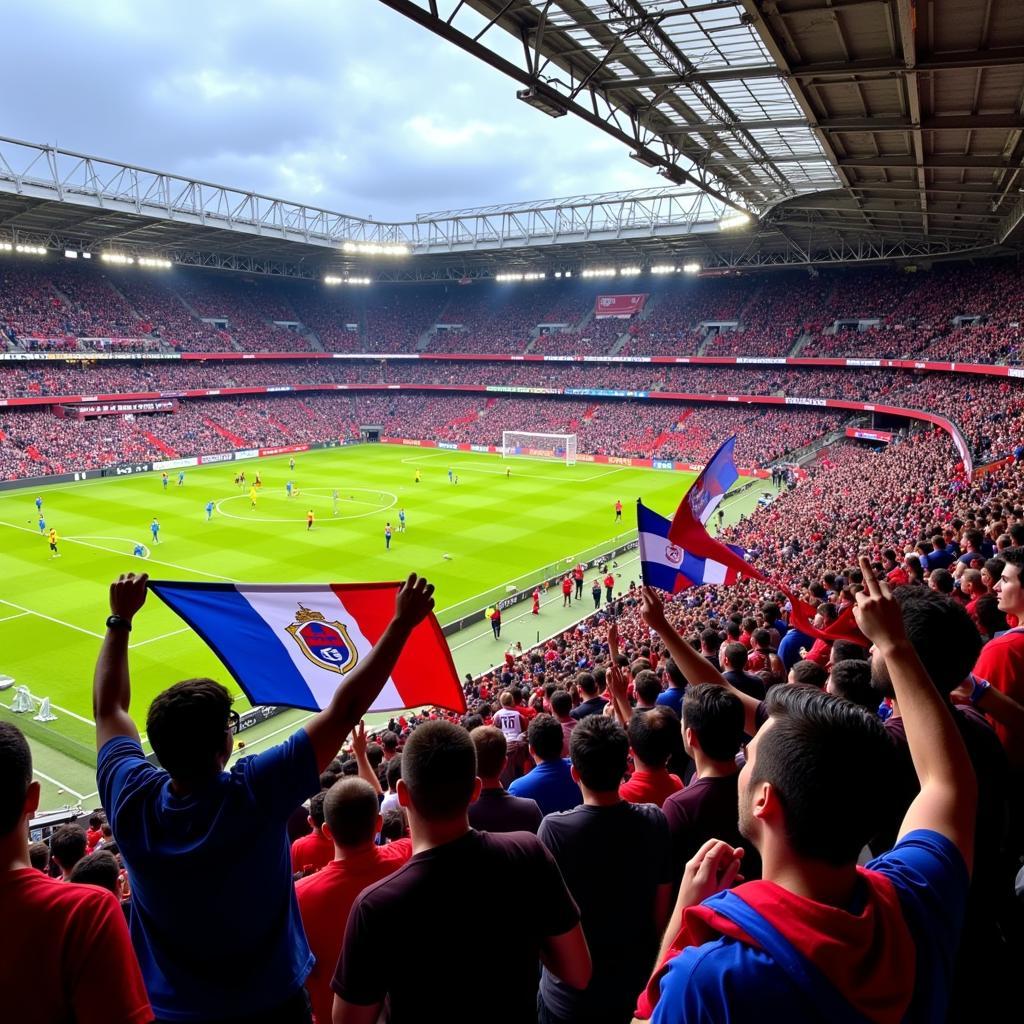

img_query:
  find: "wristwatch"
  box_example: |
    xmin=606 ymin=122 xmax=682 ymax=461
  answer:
xmin=106 ymin=614 xmax=132 ymax=633
xmin=967 ymin=675 xmax=990 ymax=706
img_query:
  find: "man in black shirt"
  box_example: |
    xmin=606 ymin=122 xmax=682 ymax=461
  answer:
xmin=570 ymin=672 xmax=609 ymax=720
xmin=468 ymin=727 xmax=543 ymax=834
xmin=662 ymin=684 xmax=761 ymax=891
xmin=333 ymin=722 xmax=590 ymax=1023
xmin=720 ymin=643 xmax=767 ymax=701
xmin=537 ymin=716 xmax=671 ymax=1024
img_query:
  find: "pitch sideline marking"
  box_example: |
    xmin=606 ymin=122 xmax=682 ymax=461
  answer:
xmin=0 ymin=597 xmax=104 ymax=640
xmin=0 ymin=611 xmax=29 ymax=623
xmin=32 ymin=768 xmax=86 ymax=801
xmin=129 ymin=626 xmax=191 ymax=650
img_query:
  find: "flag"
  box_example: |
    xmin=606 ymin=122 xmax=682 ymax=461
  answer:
xmin=638 ymin=501 xmax=750 ymax=592
xmin=149 ymin=580 xmax=465 ymax=713
xmin=679 ymin=436 xmax=741 ymax=528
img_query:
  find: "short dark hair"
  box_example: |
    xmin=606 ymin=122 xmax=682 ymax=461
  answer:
xmin=662 ymin=656 xmax=685 ymax=689
xmin=400 ymin=721 xmax=477 ymax=820
xmin=871 ymin=587 xmax=982 ymax=697
xmin=366 ymin=743 xmax=384 ymax=770
xmin=385 ymin=753 xmax=403 ymax=793
xmin=682 ymin=684 xmax=744 ymax=761
xmin=627 ymin=707 xmax=679 ymax=769
xmin=28 ymin=840 xmax=49 ymax=871
xmin=308 ymin=790 xmax=326 ymax=829
xmin=69 ymin=850 xmax=120 ymax=894
xmin=50 ymin=824 xmax=87 ymax=870
xmin=828 ymin=660 xmax=877 ymax=711
xmin=751 ymin=685 xmax=894 ymax=865
xmin=323 ymin=778 xmax=380 ymax=847
xmin=830 ymin=639 xmax=867 ymax=663
xmin=471 ymin=726 xmax=508 ymax=779
xmin=0 ymin=722 xmax=32 ymax=835
xmin=380 ymin=807 xmax=407 ymax=842
xmin=381 ymin=730 xmax=399 ymax=752
xmin=633 ymin=669 xmax=662 ymax=706
xmin=790 ymin=660 xmax=827 ymax=689
xmin=929 ymin=568 xmax=955 ymax=594
xmin=1002 ymin=546 xmax=1024 ymax=574
xmin=576 ymin=672 xmax=598 ymax=696
xmin=528 ymin=714 xmax=565 ymax=762
xmin=569 ymin=715 xmax=628 ymax=792
xmin=146 ymin=678 xmax=233 ymax=783
xmin=550 ymin=690 xmax=572 ymax=717
xmin=700 ymin=628 xmax=722 ymax=653
xmin=723 ymin=642 xmax=748 ymax=671
xmin=974 ymin=594 xmax=1008 ymax=636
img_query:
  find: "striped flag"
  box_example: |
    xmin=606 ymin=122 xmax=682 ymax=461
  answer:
xmin=149 ymin=581 xmax=465 ymax=713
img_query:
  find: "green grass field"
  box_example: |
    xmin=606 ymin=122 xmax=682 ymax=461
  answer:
xmin=0 ymin=443 xmax=760 ymax=808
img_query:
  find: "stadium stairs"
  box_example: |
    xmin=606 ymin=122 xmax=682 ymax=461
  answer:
xmin=144 ymin=432 xmax=179 ymax=458
xmin=788 ymin=330 xmax=814 ymax=356
xmin=267 ymin=416 xmax=291 ymax=436
xmin=203 ymin=418 xmax=247 ymax=447
xmin=695 ymin=326 xmax=717 ymax=354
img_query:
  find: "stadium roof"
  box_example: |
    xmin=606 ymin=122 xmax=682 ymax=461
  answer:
xmin=1 ymin=0 xmax=1022 ymax=280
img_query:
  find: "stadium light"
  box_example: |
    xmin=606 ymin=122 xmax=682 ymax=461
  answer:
xmin=581 ymin=267 xmax=617 ymax=278
xmin=15 ymin=244 xmax=47 ymax=255
xmin=651 ymin=264 xmax=677 ymax=274
xmin=138 ymin=257 xmax=172 ymax=269
xmin=682 ymin=261 xmax=702 ymax=274
xmin=101 ymin=252 xmax=135 ymax=264
xmin=0 ymin=242 xmax=12 ymax=252
xmin=324 ymin=275 xmax=371 ymax=285
xmin=619 ymin=266 xmax=642 ymax=276
xmin=629 ymin=151 xmax=660 ymax=169
xmin=719 ymin=212 xmax=752 ymax=231
xmin=516 ymin=87 xmax=567 ymax=119
xmin=341 ymin=241 xmax=410 ymax=256
xmin=64 ymin=250 xmax=78 ymax=259
xmin=496 ymin=272 xmax=545 ymax=282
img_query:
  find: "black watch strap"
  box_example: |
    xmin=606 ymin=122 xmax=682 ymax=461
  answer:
xmin=106 ymin=614 xmax=132 ymax=633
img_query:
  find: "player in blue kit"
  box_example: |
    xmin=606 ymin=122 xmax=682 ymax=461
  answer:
xmin=34 ymin=495 xmax=42 ymax=513
xmin=37 ymin=515 xmax=46 ymax=534
xmin=398 ymin=508 xmax=406 ymax=533
xmin=177 ymin=471 xmax=185 ymax=486
xmin=286 ymin=480 xmax=294 ymax=499
xmin=205 ymin=500 xmax=215 ymax=521
xmin=161 ymin=472 xmax=168 ymax=491
xmin=150 ymin=518 xmax=160 ymax=544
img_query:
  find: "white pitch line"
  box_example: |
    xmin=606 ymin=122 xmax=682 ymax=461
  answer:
xmin=32 ymin=768 xmax=86 ymax=801
xmin=0 ymin=598 xmax=104 ymax=640
xmin=0 ymin=611 xmax=29 ymax=623
xmin=129 ymin=626 xmax=191 ymax=650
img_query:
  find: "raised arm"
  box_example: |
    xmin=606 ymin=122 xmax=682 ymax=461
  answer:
xmin=350 ymin=720 xmax=384 ymax=796
xmin=640 ymin=587 xmax=761 ymax=737
xmin=93 ymin=573 xmax=148 ymax=750
xmin=853 ymin=556 xmax=977 ymax=872
xmin=306 ymin=574 xmax=434 ymax=773
xmin=605 ymin=622 xmax=632 ymax=724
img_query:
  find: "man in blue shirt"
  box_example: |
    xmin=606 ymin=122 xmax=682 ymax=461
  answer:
xmin=205 ymin=499 xmax=215 ymax=522
xmin=93 ymin=570 xmax=437 ymax=1023
xmin=655 ymin=656 xmax=686 ymax=717
xmin=509 ymin=714 xmax=582 ymax=815
xmin=639 ymin=563 xmax=976 ymax=1024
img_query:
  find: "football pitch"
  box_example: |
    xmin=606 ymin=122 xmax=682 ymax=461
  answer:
xmin=0 ymin=443 xmax=760 ymax=808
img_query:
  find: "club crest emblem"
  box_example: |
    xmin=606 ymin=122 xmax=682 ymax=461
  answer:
xmin=665 ymin=543 xmax=683 ymax=564
xmin=286 ymin=606 xmax=359 ymax=675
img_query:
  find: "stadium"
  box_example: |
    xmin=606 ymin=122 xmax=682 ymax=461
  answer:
xmin=2 ymin=1 xmax=1023 ymax=1022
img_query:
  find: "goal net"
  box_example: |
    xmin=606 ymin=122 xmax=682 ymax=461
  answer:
xmin=501 ymin=431 xmax=577 ymax=466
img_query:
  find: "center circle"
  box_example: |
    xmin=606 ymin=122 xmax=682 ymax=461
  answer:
xmin=215 ymin=487 xmax=398 ymax=523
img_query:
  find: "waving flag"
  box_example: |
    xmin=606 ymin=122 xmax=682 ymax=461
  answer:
xmin=149 ymin=581 xmax=465 ymax=713
xmin=638 ymin=501 xmax=749 ymax=592
xmin=681 ymin=436 xmax=741 ymax=527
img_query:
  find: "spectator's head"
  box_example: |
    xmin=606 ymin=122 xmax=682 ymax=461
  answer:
xmin=700 ymin=628 xmax=722 ymax=656
xmin=974 ymin=593 xmax=1009 ymax=637
xmin=365 ymin=743 xmax=384 ymax=770
xmin=723 ymin=642 xmax=749 ymax=672
xmin=576 ymin=672 xmax=598 ymax=697
xmin=788 ymin=659 xmax=827 ymax=689
xmin=397 ymin=721 xmax=479 ymax=823
xmin=662 ymin=656 xmax=685 ymax=690
xmin=471 ymin=726 xmax=507 ymax=784
xmin=527 ymin=714 xmax=565 ymax=763
xmin=829 ymin=639 xmax=868 ymax=665
xmin=928 ymin=568 xmax=954 ymax=595
xmin=740 ymin=685 xmax=893 ymax=866
xmin=380 ymin=807 xmax=408 ymax=842
xmin=961 ymin=568 xmax=985 ymax=598
xmin=381 ymin=731 xmax=399 ymax=758
xmin=633 ymin=669 xmax=662 ymax=707
xmin=499 ymin=691 xmax=514 ymax=708
xmin=385 ymin=754 xmax=403 ymax=795
xmin=550 ymin=689 xmax=573 ymax=719
xmin=627 ymin=706 xmax=679 ymax=771
xmin=993 ymin=547 xmax=1024 ymax=619
xmin=88 ymin=813 xmax=103 ymax=831
xmin=146 ymin=677 xmax=234 ymax=786
xmin=28 ymin=840 xmax=49 ymax=872
xmin=982 ymin=557 xmax=1004 ymax=590
xmin=323 ymin=778 xmax=381 ymax=852
xmin=569 ymin=715 xmax=628 ymax=794
xmin=50 ymin=824 xmax=87 ymax=878
xmin=870 ymin=587 xmax=982 ymax=698
xmin=0 ymin=722 xmax=37 ymax=847
xmin=752 ymin=628 xmax=772 ymax=651
xmin=826 ymin=660 xmax=877 ymax=711
xmin=68 ymin=850 xmax=120 ymax=894
xmin=682 ymin=683 xmax=744 ymax=764
xmin=306 ymin=791 xmax=326 ymax=833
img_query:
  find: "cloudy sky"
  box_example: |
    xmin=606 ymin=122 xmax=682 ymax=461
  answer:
xmin=1 ymin=0 xmax=660 ymax=221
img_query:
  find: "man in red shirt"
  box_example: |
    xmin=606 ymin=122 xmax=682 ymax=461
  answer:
xmin=0 ymin=722 xmax=152 ymax=1024
xmin=974 ymin=547 xmax=1024 ymax=766
xmin=296 ymin=778 xmax=411 ymax=1024
xmin=573 ymin=564 xmax=585 ymax=600
xmin=562 ymin=575 xmax=573 ymax=607
xmin=620 ymin=707 xmax=684 ymax=807
xmin=604 ymin=572 xmax=615 ymax=604
xmin=290 ymin=790 xmax=333 ymax=876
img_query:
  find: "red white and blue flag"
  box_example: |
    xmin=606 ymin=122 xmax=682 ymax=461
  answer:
xmin=149 ymin=581 xmax=465 ymax=713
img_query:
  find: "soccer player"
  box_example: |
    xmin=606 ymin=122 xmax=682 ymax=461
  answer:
xmin=205 ymin=500 xmax=215 ymax=521
xmin=34 ymin=495 xmax=42 ymax=513
xmin=415 ymin=469 xmax=421 ymax=484
xmin=47 ymin=528 xmax=59 ymax=559
xmin=254 ymin=472 xmax=262 ymax=488
xmin=398 ymin=508 xmax=406 ymax=533
xmin=384 ymin=522 xmax=392 ymax=550
xmin=286 ymin=480 xmax=293 ymax=499
xmin=506 ymin=467 xmax=511 ymax=479
xmin=133 ymin=543 xmax=146 ymax=558
xmin=448 ymin=466 xmax=453 ymax=484
xmin=177 ymin=470 xmax=185 ymax=487
xmin=614 ymin=499 xmax=622 ymax=522
xmin=332 ymin=489 xmax=340 ymax=516
xmin=234 ymin=473 xmax=241 ymax=488
xmin=37 ymin=515 xmax=45 ymax=534
xmin=150 ymin=518 xmax=160 ymax=545
xmin=249 ymin=486 xmax=258 ymax=509
xmin=161 ymin=472 xmax=169 ymax=491
xmin=307 ymin=509 xmax=315 ymax=532
xmin=289 ymin=456 xmax=295 ymax=471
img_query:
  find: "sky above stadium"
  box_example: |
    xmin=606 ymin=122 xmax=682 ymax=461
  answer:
xmin=4 ymin=0 xmax=660 ymax=221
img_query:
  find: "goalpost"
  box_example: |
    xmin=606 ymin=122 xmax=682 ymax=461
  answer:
xmin=501 ymin=431 xmax=577 ymax=467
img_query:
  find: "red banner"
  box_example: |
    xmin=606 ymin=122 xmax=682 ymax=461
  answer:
xmin=594 ymin=294 xmax=648 ymax=318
